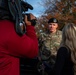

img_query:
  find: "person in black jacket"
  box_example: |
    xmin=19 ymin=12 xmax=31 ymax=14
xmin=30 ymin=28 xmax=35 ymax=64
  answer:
xmin=51 ymin=23 xmax=76 ymax=75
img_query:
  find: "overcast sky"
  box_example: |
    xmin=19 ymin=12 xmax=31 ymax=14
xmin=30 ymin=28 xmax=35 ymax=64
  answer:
xmin=25 ymin=0 xmax=44 ymax=17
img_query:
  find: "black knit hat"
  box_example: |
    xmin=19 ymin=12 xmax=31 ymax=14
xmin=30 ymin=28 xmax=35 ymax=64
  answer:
xmin=48 ymin=18 xmax=58 ymax=23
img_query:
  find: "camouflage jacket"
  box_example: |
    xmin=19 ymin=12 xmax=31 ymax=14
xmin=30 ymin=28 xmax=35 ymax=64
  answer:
xmin=39 ymin=30 xmax=62 ymax=67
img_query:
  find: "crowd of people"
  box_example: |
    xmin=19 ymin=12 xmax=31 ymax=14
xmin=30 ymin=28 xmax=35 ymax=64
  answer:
xmin=0 ymin=0 xmax=76 ymax=75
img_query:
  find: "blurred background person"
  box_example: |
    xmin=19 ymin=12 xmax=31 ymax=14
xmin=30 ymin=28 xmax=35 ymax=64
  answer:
xmin=52 ymin=23 xmax=76 ymax=75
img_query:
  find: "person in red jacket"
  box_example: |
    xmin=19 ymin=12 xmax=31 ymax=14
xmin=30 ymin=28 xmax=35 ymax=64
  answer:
xmin=0 ymin=4 xmax=38 ymax=75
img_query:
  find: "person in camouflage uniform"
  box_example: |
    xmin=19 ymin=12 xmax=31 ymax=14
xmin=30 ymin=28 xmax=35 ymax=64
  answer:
xmin=38 ymin=18 xmax=62 ymax=72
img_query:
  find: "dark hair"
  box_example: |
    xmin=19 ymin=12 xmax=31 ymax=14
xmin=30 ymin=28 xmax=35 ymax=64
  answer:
xmin=0 ymin=0 xmax=12 ymax=20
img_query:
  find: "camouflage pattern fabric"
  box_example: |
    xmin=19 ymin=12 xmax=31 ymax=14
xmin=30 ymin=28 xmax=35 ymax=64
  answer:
xmin=39 ymin=30 xmax=62 ymax=69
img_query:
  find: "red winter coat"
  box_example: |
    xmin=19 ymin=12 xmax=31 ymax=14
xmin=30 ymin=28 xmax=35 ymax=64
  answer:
xmin=0 ymin=20 xmax=38 ymax=75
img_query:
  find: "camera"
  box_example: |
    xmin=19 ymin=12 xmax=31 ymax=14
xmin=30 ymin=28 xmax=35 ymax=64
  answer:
xmin=21 ymin=1 xmax=37 ymax=26
xmin=10 ymin=0 xmax=36 ymax=35
xmin=0 ymin=0 xmax=36 ymax=36
xmin=21 ymin=0 xmax=33 ymax=21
